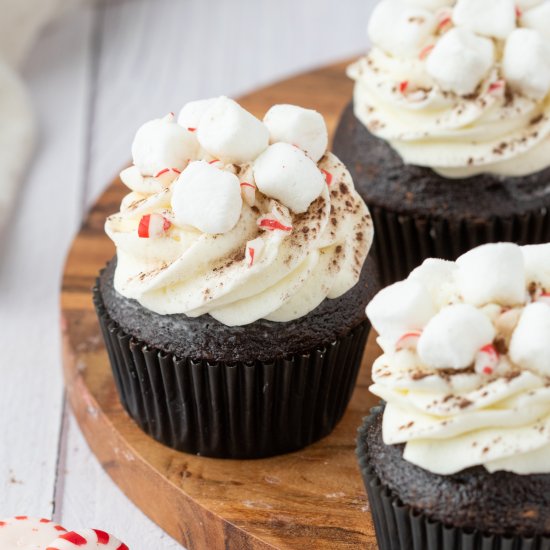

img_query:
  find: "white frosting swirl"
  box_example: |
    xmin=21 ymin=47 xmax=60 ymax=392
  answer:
xmin=366 ymin=242 xmax=550 ymax=475
xmin=351 ymin=0 xmax=550 ymax=178
xmin=106 ymin=98 xmax=373 ymax=326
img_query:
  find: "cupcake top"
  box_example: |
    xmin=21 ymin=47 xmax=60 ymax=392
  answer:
xmin=350 ymin=0 xmax=550 ymax=178
xmin=106 ymin=97 xmax=373 ymax=326
xmin=366 ymin=242 xmax=550 ymax=475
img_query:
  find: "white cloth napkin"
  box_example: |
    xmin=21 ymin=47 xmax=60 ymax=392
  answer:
xmin=0 ymin=0 xmax=82 ymax=234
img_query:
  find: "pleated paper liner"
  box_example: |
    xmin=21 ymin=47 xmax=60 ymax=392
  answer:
xmin=356 ymin=407 xmax=550 ymax=550
xmin=369 ymin=205 xmax=550 ymax=287
xmin=93 ymin=283 xmax=371 ymax=459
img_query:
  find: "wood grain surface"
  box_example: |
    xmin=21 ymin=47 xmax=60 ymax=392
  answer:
xmin=61 ymin=60 xmax=381 ymax=550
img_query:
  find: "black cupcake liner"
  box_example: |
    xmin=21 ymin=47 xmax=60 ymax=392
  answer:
xmin=357 ymin=406 xmax=550 ymax=550
xmin=369 ymin=205 xmax=550 ymax=286
xmin=93 ymin=283 xmax=370 ymax=459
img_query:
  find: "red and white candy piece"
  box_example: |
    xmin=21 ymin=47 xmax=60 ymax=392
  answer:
xmin=395 ymin=330 xmax=422 ymax=351
xmin=436 ymin=11 xmax=453 ymax=33
xmin=320 ymin=168 xmax=333 ymax=186
xmin=474 ymin=343 xmax=499 ymax=376
xmin=534 ymin=290 xmax=550 ymax=306
xmin=418 ymin=44 xmax=434 ymax=60
xmin=45 ymin=528 xmax=128 ymax=550
xmin=245 ymin=237 xmax=265 ymax=267
xmin=138 ymin=213 xmax=171 ymax=238
xmin=240 ymin=182 xmax=256 ymax=207
xmin=0 ymin=516 xmax=67 ymax=549
xmin=153 ymin=167 xmax=181 ymax=186
xmin=487 ymin=80 xmax=505 ymax=95
xmin=257 ymin=202 xmax=293 ymax=233
xmin=207 ymin=158 xmax=223 ymax=168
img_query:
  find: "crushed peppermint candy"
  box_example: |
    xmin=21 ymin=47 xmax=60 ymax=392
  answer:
xmin=320 ymin=168 xmax=333 ymax=186
xmin=257 ymin=202 xmax=293 ymax=232
xmin=240 ymin=182 xmax=256 ymax=207
xmin=488 ymin=80 xmax=505 ymax=94
xmin=154 ymin=167 xmax=181 ymax=178
xmin=474 ymin=343 xmax=499 ymax=376
xmin=138 ymin=213 xmax=172 ymax=238
xmin=419 ymin=44 xmax=434 ymax=60
xmin=395 ymin=330 xmax=422 ymax=351
xmin=245 ymin=237 xmax=265 ymax=267
xmin=258 ymin=218 xmax=293 ymax=232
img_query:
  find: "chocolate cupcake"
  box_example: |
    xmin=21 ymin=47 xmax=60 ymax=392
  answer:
xmin=95 ymin=97 xmax=378 ymax=458
xmin=333 ymin=0 xmax=550 ymax=286
xmin=358 ymin=242 xmax=550 ymax=549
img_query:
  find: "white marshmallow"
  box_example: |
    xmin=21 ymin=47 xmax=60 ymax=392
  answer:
xmin=263 ymin=104 xmax=328 ymax=162
xmin=197 ymin=96 xmax=269 ymax=164
xmin=132 ymin=114 xmax=197 ymax=176
xmin=171 ymin=161 xmax=242 ymax=234
xmin=426 ymin=28 xmax=495 ymax=96
xmin=417 ymin=304 xmax=496 ymax=369
xmin=509 ymin=303 xmax=550 ymax=376
xmin=402 ymin=0 xmax=453 ymax=9
xmin=367 ymin=0 xmax=437 ymax=57
xmin=253 ymin=143 xmax=325 ymax=213
xmin=408 ymin=258 xmax=459 ymax=308
xmin=452 ymin=0 xmax=516 ymax=39
xmin=523 ymin=244 xmax=550 ymax=290
xmin=522 ymin=3 xmax=550 ymax=44
xmin=177 ymin=98 xmax=217 ymax=130
xmin=366 ymin=279 xmax=436 ymax=342
xmin=503 ymin=29 xmax=550 ymax=100
xmin=455 ymin=243 xmax=525 ymax=306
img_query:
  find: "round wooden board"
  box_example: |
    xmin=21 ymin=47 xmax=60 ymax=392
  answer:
xmin=61 ymin=58 xmax=382 ymax=550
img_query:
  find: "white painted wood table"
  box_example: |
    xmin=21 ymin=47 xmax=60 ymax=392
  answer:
xmin=0 ymin=1 xmax=375 ymax=547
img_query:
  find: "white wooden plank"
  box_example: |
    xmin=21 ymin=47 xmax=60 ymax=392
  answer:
xmin=55 ymin=413 xmax=181 ymax=549
xmin=0 ymin=7 xmax=93 ymax=517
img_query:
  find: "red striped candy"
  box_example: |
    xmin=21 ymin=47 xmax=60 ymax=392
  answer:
xmin=46 ymin=528 xmax=128 ymax=549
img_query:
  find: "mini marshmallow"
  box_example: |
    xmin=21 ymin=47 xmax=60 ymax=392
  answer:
xmin=455 ymin=243 xmax=525 ymax=306
xmin=177 ymin=98 xmax=217 ymax=130
xmin=417 ymin=304 xmax=496 ymax=369
xmin=402 ymin=0 xmax=453 ymax=9
xmin=408 ymin=258 xmax=458 ymax=308
xmin=263 ymin=104 xmax=328 ymax=162
xmin=503 ymin=29 xmax=550 ymax=100
xmin=131 ymin=113 xmax=197 ymax=176
xmin=523 ymin=244 xmax=550 ymax=290
xmin=253 ymin=143 xmax=325 ymax=213
xmin=197 ymin=96 xmax=269 ymax=164
xmin=509 ymin=303 xmax=550 ymax=376
xmin=452 ymin=0 xmax=516 ymax=39
xmin=521 ymin=2 xmax=550 ymax=41
xmin=367 ymin=0 xmax=437 ymax=58
xmin=171 ymin=161 xmax=242 ymax=234
xmin=366 ymin=279 xmax=436 ymax=343
xmin=426 ymin=28 xmax=495 ymax=96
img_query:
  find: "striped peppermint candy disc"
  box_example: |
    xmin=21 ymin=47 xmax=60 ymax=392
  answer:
xmin=45 ymin=529 xmax=128 ymax=550
xmin=0 ymin=516 xmax=67 ymax=549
